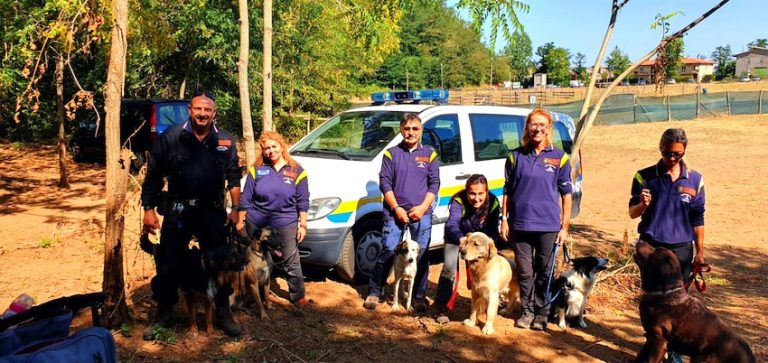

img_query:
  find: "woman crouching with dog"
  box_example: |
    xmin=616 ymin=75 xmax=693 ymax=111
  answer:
xmin=237 ymin=131 xmax=311 ymax=308
xmin=434 ymin=174 xmax=502 ymax=324
xmin=501 ymin=108 xmax=573 ymax=331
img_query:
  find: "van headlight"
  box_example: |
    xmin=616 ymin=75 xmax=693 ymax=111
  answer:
xmin=307 ymin=197 xmax=341 ymax=221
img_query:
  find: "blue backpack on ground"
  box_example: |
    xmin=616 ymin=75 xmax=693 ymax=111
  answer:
xmin=0 ymin=293 xmax=117 ymax=363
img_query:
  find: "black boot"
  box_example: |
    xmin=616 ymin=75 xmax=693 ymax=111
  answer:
xmin=143 ymin=304 xmax=174 ymax=341
xmin=215 ymin=302 xmax=242 ymax=337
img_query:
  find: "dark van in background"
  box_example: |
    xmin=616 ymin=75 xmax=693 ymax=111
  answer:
xmin=70 ymin=99 xmax=189 ymax=168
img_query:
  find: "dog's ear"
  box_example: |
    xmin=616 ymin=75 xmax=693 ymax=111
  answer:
xmin=395 ymin=240 xmax=407 ymax=255
xmin=487 ymin=236 xmax=498 ymax=257
xmin=633 ymin=240 xmax=654 ymax=269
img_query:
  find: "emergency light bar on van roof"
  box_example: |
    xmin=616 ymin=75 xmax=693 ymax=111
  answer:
xmin=370 ymin=89 xmax=450 ymax=105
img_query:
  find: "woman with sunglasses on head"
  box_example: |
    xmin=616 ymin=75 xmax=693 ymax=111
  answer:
xmin=433 ymin=174 xmax=502 ymax=324
xmin=629 ymin=128 xmax=706 ymax=286
xmin=501 ymin=108 xmax=573 ymax=331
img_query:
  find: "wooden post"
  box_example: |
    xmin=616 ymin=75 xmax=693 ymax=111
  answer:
xmin=726 ymin=91 xmax=731 ymax=116
xmin=696 ymin=87 xmax=700 ymax=119
xmin=759 ymin=90 xmax=764 ymax=114
xmin=633 ymin=94 xmax=637 ymax=123
xmin=667 ymin=95 xmax=672 ymax=121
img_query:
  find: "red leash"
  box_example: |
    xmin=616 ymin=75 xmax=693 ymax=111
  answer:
xmin=685 ymin=262 xmax=711 ymax=293
xmin=446 ymin=256 xmax=468 ymax=310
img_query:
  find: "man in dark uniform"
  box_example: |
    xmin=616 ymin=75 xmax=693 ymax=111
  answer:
xmin=141 ymin=91 xmax=242 ymax=339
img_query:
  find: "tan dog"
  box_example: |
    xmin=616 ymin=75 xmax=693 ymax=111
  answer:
xmin=228 ymin=228 xmax=275 ymax=320
xmin=459 ymin=231 xmax=520 ymax=335
xmin=388 ymin=238 xmax=420 ymax=312
xmin=633 ymin=240 xmax=755 ymax=363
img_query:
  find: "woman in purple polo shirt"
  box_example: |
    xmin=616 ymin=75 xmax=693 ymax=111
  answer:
xmin=238 ymin=131 xmax=310 ymax=307
xmin=501 ymin=108 xmax=573 ymax=331
xmin=434 ymin=174 xmax=502 ymax=324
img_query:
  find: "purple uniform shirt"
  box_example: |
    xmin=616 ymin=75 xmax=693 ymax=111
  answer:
xmin=445 ymin=193 xmax=501 ymax=244
xmin=379 ymin=142 xmax=440 ymax=220
xmin=629 ymin=160 xmax=705 ymax=244
xmin=240 ymin=164 xmax=310 ymax=229
xmin=503 ymin=145 xmax=573 ymax=232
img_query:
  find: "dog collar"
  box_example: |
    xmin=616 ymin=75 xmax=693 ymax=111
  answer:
xmin=643 ymin=286 xmax=684 ymax=296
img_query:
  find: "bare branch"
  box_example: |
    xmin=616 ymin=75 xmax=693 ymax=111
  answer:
xmin=572 ymin=0 xmax=731 ymax=169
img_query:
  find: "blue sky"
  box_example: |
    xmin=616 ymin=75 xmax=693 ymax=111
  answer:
xmin=449 ymin=0 xmax=764 ymax=63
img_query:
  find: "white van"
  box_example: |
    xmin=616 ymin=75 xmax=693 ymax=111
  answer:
xmin=290 ymin=90 xmax=582 ymax=282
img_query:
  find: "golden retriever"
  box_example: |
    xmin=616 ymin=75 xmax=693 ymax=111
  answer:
xmin=459 ymin=231 xmax=520 ymax=335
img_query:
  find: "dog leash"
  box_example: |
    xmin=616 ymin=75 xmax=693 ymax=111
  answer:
xmin=446 ymin=249 xmax=461 ymax=310
xmin=543 ymin=241 xmax=562 ymax=307
xmin=685 ymin=262 xmax=710 ymax=293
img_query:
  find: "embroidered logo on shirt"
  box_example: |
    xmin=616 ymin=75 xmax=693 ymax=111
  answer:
xmin=543 ymin=157 xmax=559 ymax=173
xmin=678 ymin=186 xmax=697 ymax=203
xmin=283 ymin=177 xmax=294 ymax=184
xmin=257 ymin=168 xmax=270 ymax=176
xmin=415 ymin=156 xmax=430 ymax=168
xmin=216 ymin=139 xmax=232 ymax=151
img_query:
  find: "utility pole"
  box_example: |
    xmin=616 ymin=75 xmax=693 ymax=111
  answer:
xmin=489 ymin=56 xmax=494 ymax=96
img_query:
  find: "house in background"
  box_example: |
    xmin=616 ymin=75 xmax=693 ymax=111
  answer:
xmin=735 ymin=47 xmax=768 ymax=77
xmin=634 ymin=58 xmax=715 ymax=83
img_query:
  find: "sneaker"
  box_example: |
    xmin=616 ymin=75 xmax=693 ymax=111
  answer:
xmin=530 ymin=315 xmax=548 ymax=331
xmin=413 ymin=298 xmax=429 ymax=314
xmin=363 ymin=295 xmax=379 ymax=310
xmin=514 ymin=312 xmax=535 ymax=329
xmin=293 ymin=297 xmax=313 ymax=308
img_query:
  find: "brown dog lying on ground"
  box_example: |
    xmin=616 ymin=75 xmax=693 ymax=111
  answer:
xmin=228 ymin=227 xmax=277 ymax=320
xmin=633 ymin=240 xmax=755 ymax=363
xmin=459 ymin=231 xmax=520 ymax=335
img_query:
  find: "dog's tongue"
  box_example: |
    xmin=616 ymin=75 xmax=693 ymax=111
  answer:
xmin=273 ymin=250 xmax=283 ymax=258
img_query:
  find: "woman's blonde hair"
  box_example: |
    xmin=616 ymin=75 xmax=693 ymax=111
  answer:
xmin=522 ymin=108 xmax=553 ymax=148
xmin=255 ymin=131 xmax=298 ymax=172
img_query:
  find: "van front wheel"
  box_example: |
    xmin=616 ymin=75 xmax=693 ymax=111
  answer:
xmin=335 ymin=218 xmax=383 ymax=283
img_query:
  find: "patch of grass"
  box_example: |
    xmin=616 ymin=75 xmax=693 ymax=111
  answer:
xmin=150 ymin=326 xmax=176 ymax=344
xmin=11 ymin=142 xmax=23 ymax=150
xmin=435 ymin=324 xmax=449 ymax=337
xmin=704 ymin=275 xmax=729 ymax=287
xmin=120 ymin=323 xmax=132 ymax=337
xmin=38 ymin=238 xmax=53 ymax=248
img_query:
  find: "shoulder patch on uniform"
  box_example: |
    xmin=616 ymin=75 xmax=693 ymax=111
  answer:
xmin=560 ymin=153 xmax=570 ymax=167
xmin=384 ymin=150 xmax=392 ymax=159
xmin=430 ymin=150 xmax=438 ymax=162
xmin=295 ymin=170 xmax=307 ymax=185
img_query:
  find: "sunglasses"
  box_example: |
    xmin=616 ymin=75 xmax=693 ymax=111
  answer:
xmin=661 ymin=151 xmax=685 ymax=159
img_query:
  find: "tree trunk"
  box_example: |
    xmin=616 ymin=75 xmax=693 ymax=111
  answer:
xmin=102 ymin=0 xmax=131 ymax=328
xmin=55 ymin=56 xmax=70 ymax=189
xmin=239 ymin=0 xmax=256 ymax=165
xmin=262 ymin=0 xmax=273 ymax=132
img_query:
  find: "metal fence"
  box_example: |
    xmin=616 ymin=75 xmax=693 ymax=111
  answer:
xmin=456 ymin=89 xmax=768 ymax=125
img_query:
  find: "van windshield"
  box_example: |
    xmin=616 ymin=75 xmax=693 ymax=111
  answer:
xmin=292 ymin=110 xmax=406 ymax=161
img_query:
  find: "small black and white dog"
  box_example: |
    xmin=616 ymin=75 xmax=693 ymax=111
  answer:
xmin=551 ymin=256 xmax=609 ymax=329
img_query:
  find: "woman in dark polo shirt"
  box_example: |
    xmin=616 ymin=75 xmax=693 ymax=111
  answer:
xmin=238 ymin=131 xmax=310 ymax=307
xmin=501 ymin=108 xmax=573 ymax=331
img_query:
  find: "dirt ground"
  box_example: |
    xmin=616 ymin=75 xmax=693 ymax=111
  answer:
xmin=1 ymin=114 xmax=767 ymax=362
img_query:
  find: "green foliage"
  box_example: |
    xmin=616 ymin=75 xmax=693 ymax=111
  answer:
xmin=537 ymin=43 xmax=570 ymax=86
xmin=748 ymin=38 xmax=768 ymax=48
xmin=572 ymin=52 xmax=586 ymax=77
xmin=120 ymin=323 xmax=132 ymax=337
xmin=38 ymin=238 xmax=53 ymax=248
xmin=373 ymin=1 xmax=496 ymax=89
xmin=605 ymin=46 xmax=631 ymax=76
xmin=504 ymin=31 xmax=534 ymax=82
xmin=456 ymin=0 xmax=529 ymax=51
xmin=149 ymin=325 xmax=176 ymax=343
xmin=663 ymin=38 xmax=685 ymax=79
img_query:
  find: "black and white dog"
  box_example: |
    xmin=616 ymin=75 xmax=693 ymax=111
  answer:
xmin=551 ymin=256 xmax=609 ymax=329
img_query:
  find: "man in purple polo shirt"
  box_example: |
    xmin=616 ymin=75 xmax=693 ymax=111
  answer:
xmin=363 ymin=113 xmax=440 ymax=313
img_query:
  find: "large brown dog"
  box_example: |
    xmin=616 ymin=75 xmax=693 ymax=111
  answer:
xmin=633 ymin=240 xmax=755 ymax=363
xmin=228 ymin=228 xmax=275 ymax=320
xmin=459 ymin=232 xmax=520 ymax=335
